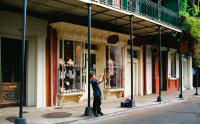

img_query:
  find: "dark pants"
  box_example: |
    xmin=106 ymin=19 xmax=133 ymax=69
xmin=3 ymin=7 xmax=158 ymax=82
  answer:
xmin=93 ymin=96 xmax=101 ymax=114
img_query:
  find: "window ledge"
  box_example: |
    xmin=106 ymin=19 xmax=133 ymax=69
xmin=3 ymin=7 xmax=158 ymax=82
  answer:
xmin=57 ymin=90 xmax=84 ymax=104
xmin=103 ymin=88 xmax=124 ymax=99
xmin=169 ymin=77 xmax=177 ymax=80
xmin=103 ymin=88 xmax=124 ymax=92
xmin=58 ymin=90 xmax=84 ymax=96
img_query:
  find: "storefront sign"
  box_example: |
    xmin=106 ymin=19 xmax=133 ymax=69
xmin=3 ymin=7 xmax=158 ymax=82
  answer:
xmin=1 ymin=83 xmax=19 ymax=104
xmin=2 ymin=91 xmax=19 ymax=103
xmin=107 ymin=35 xmax=119 ymax=44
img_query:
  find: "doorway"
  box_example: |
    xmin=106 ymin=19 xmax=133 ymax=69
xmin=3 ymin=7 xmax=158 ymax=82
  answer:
xmin=91 ymin=54 xmax=96 ymax=74
xmin=0 ymin=37 xmax=26 ymax=106
xmin=162 ymin=51 xmax=167 ymax=90
xmin=126 ymin=60 xmax=138 ymax=96
xmin=152 ymin=50 xmax=167 ymax=93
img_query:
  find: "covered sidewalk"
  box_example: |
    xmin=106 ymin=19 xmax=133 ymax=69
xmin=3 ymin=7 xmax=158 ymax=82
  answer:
xmin=0 ymin=89 xmax=199 ymax=124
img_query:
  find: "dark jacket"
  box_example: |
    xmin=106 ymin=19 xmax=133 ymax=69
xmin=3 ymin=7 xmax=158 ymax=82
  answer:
xmin=91 ymin=79 xmax=101 ymax=96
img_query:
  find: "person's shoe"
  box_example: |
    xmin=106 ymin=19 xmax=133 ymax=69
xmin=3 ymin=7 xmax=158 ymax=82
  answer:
xmin=97 ymin=111 xmax=104 ymax=116
xmin=94 ymin=113 xmax=99 ymax=117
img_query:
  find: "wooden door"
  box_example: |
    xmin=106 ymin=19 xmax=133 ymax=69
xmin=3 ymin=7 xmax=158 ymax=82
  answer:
xmin=162 ymin=52 xmax=167 ymax=90
xmin=152 ymin=54 xmax=159 ymax=93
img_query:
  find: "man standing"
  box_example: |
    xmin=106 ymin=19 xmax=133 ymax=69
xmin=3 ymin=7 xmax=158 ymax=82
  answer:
xmin=91 ymin=73 xmax=104 ymax=117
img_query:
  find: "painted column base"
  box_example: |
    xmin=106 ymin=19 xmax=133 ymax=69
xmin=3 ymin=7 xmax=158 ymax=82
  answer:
xmin=179 ymin=94 xmax=184 ymax=98
xmin=14 ymin=118 xmax=27 ymax=124
xmin=157 ymin=96 xmax=163 ymax=102
xmin=84 ymin=107 xmax=93 ymax=116
xmin=195 ymin=93 xmax=199 ymax=95
xmin=195 ymin=87 xmax=199 ymax=95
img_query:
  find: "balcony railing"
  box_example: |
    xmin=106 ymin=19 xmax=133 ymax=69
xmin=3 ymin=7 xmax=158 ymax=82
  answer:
xmin=98 ymin=0 xmax=179 ymax=27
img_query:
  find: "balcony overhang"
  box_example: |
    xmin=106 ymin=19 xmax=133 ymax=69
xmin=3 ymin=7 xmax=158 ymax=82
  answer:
xmin=0 ymin=0 xmax=182 ymax=36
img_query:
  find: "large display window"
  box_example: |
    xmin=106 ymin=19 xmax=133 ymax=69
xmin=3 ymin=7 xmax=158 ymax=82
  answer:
xmin=58 ymin=40 xmax=85 ymax=93
xmin=105 ymin=46 xmax=124 ymax=89
xmin=0 ymin=37 xmax=26 ymax=105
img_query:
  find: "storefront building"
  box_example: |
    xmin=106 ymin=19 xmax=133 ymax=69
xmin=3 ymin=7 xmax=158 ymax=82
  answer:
xmin=48 ymin=22 xmax=143 ymax=105
xmin=0 ymin=0 xmax=192 ymax=108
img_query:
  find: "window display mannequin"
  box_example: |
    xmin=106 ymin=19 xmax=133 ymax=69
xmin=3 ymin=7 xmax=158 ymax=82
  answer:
xmin=108 ymin=58 xmax=114 ymax=76
xmin=58 ymin=58 xmax=66 ymax=92
xmin=66 ymin=58 xmax=74 ymax=90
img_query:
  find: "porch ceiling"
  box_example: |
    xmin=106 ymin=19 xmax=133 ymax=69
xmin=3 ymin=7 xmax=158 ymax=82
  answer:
xmin=0 ymin=0 xmax=179 ymax=37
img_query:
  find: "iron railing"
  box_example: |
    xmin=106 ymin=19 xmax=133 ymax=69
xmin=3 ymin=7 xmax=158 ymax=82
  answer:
xmin=98 ymin=0 xmax=179 ymax=27
xmin=57 ymin=64 xmax=86 ymax=95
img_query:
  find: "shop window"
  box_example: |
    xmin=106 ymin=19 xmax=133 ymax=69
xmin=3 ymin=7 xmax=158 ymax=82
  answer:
xmin=105 ymin=46 xmax=124 ymax=89
xmin=171 ymin=53 xmax=176 ymax=78
xmin=58 ymin=40 xmax=85 ymax=93
xmin=0 ymin=37 xmax=26 ymax=104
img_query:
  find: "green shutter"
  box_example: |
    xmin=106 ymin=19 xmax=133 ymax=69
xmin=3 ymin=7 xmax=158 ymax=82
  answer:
xmin=100 ymin=0 xmax=106 ymax=3
xmin=121 ymin=0 xmax=128 ymax=10
xmin=100 ymin=0 xmax=114 ymax=6
xmin=107 ymin=0 xmax=114 ymax=5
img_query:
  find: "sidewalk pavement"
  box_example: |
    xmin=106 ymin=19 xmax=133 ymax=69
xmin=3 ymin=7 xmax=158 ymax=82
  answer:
xmin=0 ymin=89 xmax=200 ymax=124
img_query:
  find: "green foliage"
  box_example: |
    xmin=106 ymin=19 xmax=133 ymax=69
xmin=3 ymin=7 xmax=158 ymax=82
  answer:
xmin=179 ymin=0 xmax=200 ymax=67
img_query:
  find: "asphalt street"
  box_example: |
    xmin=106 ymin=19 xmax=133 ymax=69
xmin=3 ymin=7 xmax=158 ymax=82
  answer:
xmin=87 ymin=97 xmax=200 ymax=124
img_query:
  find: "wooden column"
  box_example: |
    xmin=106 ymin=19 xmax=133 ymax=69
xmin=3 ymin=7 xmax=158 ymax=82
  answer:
xmin=46 ymin=26 xmax=57 ymax=106
xmin=46 ymin=27 xmax=51 ymax=106
xmin=0 ymin=37 xmax=1 ymax=83
xmin=157 ymin=25 xmax=163 ymax=102
xmin=143 ymin=44 xmax=147 ymax=95
xmin=0 ymin=37 xmax=2 ymax=104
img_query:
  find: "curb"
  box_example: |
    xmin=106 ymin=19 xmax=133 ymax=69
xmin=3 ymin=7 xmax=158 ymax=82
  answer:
xmin=57 ymin=95 xmax=200 ymax=124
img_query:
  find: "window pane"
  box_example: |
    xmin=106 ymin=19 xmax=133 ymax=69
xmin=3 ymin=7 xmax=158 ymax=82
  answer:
xmin=106 ymin=46 xmax=124 ymax=89
xmin=58 ymin=40 xmax=85 ymax=92
xmin=171 ymin=53 xmax=176 ymax=78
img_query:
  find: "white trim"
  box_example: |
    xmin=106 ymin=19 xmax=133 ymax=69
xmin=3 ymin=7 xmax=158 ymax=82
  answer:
xmin=169 ymin=77 xmax=177 ymax=80
xmin=169 ymin=48 xmax=177 ymax=52
xmin=161 ymin=47 xmax=168 ymax=51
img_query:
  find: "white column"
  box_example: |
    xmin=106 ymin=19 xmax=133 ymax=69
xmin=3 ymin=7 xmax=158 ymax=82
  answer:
xmin=187 ymin=56 xmax=193 ymax=89
xmin=182 ymin=57 xmax=186 ymax=90
xmin=26 ymin=37 xmax=37 ymax=106
xmin=139 ymin=45 xmax=143 ymax=96
xmin=36 ymin=35 xmax=46 ymax=108
xmin=168 ymin=51 xmax=171 ymax=78
xmin=176 ymin=53 xmax=179 ymax=78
